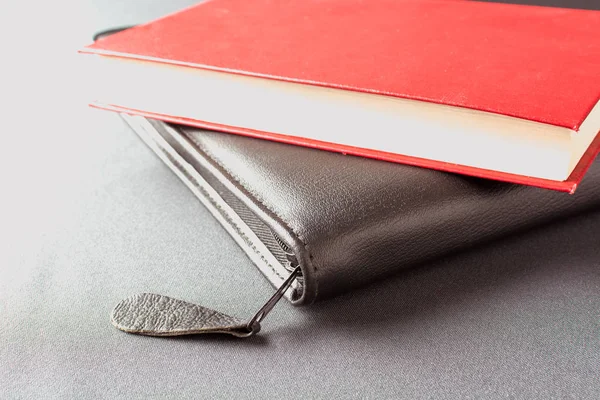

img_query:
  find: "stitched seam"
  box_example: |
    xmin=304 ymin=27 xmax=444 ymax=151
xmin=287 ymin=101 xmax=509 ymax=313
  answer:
xmin=185 ymin=134 xmax=318 ymax=300
xmin=163 ymin=138 xmax=286 ymax=282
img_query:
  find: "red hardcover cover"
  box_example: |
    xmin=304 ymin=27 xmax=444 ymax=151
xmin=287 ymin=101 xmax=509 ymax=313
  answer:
xmin=82 ymin=0 xmax=600 ymax=192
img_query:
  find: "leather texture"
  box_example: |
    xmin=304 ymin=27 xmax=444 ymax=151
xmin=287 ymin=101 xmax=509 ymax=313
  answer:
xmin=126 ymin=116 xmax=600 ymax=305
xmin=111 ymin=293 xmax=255 ymax=337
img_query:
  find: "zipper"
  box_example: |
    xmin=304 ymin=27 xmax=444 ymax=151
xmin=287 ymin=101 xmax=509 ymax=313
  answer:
xmin=271 ymin=231 xmax=301 ymax=274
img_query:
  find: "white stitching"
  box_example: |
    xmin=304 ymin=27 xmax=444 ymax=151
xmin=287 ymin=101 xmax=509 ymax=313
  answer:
xmin=184 ymin=132 xmax=318 ymax=301
xmin=163 ymin=139 xmax=287 ymax=281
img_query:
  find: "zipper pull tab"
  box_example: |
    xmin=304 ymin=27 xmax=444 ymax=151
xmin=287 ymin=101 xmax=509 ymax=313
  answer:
xmin=110 ymin=265 xmax=301 ymax=338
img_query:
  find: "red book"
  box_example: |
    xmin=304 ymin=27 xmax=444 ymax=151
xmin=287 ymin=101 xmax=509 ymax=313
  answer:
xmin=81 ymin=0 xmax=600 ymax=192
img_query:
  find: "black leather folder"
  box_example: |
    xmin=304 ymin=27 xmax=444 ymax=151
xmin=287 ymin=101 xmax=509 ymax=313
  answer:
xmin=121 ymin=114 xmax=600 ymax=305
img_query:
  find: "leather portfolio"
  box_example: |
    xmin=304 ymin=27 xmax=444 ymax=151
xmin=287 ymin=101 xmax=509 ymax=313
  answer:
xmin=120 ymin=115 xmax=600 ymax=306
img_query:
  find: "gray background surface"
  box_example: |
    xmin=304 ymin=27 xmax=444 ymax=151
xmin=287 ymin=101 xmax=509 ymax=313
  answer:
xmin=1 ymin=0 xmax=599 ymax=398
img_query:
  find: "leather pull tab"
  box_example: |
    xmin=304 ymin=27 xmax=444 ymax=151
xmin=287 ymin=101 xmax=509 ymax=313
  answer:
xmin=111 ymin=293 xmax=256 ymax=337
xmin=111 ymin=265 xmax=301 ymax=338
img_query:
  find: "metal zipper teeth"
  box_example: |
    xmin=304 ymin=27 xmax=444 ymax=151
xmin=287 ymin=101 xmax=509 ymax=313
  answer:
xmin=272 ymin=232 xmax=293 ymax=256
xmin=271 ymin=231 xmax=302 ymax=275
